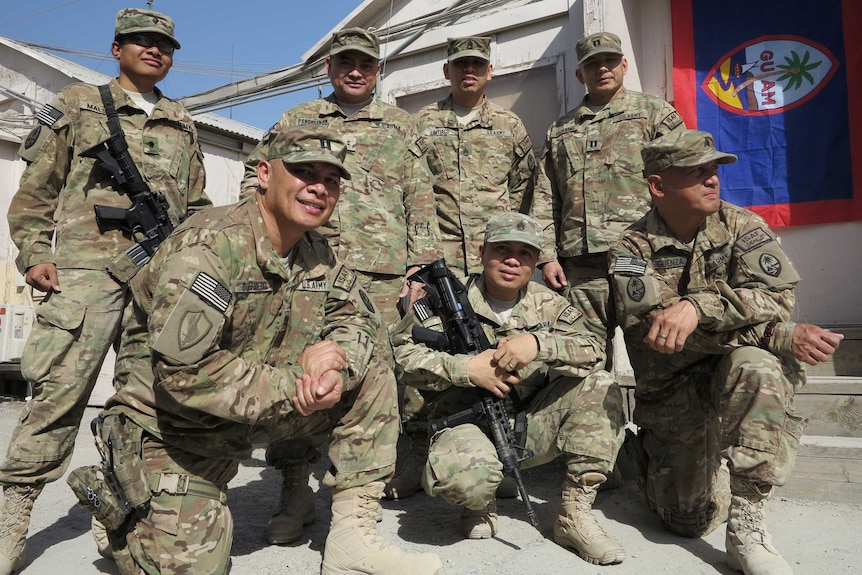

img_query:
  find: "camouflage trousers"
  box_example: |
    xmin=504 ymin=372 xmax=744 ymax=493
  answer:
xmin=423 ymin=370 xmax=625 ymax=510
xmin=559 ymin=254 xmax=612 ymax=356
xmin=0 ymin=269 xmax=128 ymax=485
xmin=632 ymin=346 xmax=805 ymax=537
xmin=260 ymin=354 xmax=400 ymax=488
xmin=266 ymin=270 xmax=404 ymax=469
xmin=116 ymin=356 xmax=400 ymax=573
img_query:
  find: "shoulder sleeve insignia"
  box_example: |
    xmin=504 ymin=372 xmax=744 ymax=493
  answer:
xmin=611 ymin=256 xmax=648 ymax=276
xmin=189 ymin=272 xmax=231 ymax=313
xmin=23 ymin=126 xmax=41 ymax=149
xmin=736 ymin=228 xmax=772 ymax=252
xmin=412 ymin=297 xmax=434 ymax=322
xmin=558 ymin=305 xmax=582 ymax=325
xmin=661 ymin=110 xmax=684 ymax=131
xmin=516 ymin=134 xmax=533 ymax=158
xmin=333 ymin=266 xmax=357 ymax=292
xmin=359 ymin=289 xmax=377 ymax=314
xmin=36 ymin=104 xmax=64 ymax=127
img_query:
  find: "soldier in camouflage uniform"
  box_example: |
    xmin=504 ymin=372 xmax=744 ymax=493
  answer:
xmin=413 ymin=36 xmax=537 ymax=277
xmin=0 ymin=8 xmax=210 ymax=574
xmin=390 ymin=35 xmax=541 ymax=501
xmin=534 ymin=32 xmax=685 ymax=346
xmin=89 ymin=126 xmax=442 ymax=575
xmin=240 ymin=28 xmax=440 ymax=543
xmin=392 ymin=213 xmax=627 ymax=566
xmin=609 ymin=130 xmax=842 ymax=575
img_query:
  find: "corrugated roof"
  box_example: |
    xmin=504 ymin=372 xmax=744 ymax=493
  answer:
xmin=0 ymin=35 xmax=263 ymax=142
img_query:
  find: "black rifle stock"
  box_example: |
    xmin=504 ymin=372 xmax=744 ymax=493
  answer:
xmin=82 ymin=132 xmax=174 ymax=267
xmin=409 ymin=258 xmax=538 ymax=528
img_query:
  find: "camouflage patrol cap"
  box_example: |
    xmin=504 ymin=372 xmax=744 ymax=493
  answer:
xmin=447 ymin=36 xmax=491 ymax=62
xmin=114 ymin=8 xmax=180 ymax=49
xmin=484 ymin=212 xmax=543 ymax=251
xmin=642 ymin=129 xmax=738 ymax=175
xmin=267 ymin=126 xmax=352 ymax=180
xmin=576 ymin=32 xmax=623 ymax=65
xmin=330 ymin=27 xmax=380 ymax=59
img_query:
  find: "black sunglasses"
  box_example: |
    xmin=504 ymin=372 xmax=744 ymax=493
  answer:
xmin=120 ymin=33 xmax=175 ymax=55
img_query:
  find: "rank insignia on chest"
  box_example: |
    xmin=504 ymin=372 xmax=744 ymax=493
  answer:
xmin=586 ymin=139 xmax=602 ymax=152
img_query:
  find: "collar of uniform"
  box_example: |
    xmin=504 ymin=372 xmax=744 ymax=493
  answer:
xmin=471 ymin=273 xmax=531 ymax=328
xmin=107 ymin=77 xmax=177 ymax=121
xmin=439 ymin=93 xmax=493 ymax=128
xmin=644 ymin=203 xmax=732 ymax=253
xmin=575 ymin=86 xmax=629 ymax=122
xmin=323 ymin=94 xmax=384 ymax=121
xmin=245 ymin=194 xmax=285 ymax=277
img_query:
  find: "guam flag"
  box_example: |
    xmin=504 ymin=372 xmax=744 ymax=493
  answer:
xmin=671 ymin=0 xmax=862 ymax=226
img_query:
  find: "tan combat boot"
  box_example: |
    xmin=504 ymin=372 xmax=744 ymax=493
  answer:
xmin=321 ymin=481 xmax=442 ymax=575
xmin=460 ymin=500 xmax=497 ymax=539
xmin=726 ymin=479 xmax=792 ymax=575
xmin=553 ymin=472 xmax=626 ymax=565
xmin=0 ymin=484 xmax=43 ymax=575
xmin=383 ymin=433 xmax=428 ymax=500
xmin=265 ymin=462 xmax=316 ymax=545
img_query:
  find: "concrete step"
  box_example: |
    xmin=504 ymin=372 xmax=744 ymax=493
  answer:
xmin=777 ymin=434 xmax=862 ymax=505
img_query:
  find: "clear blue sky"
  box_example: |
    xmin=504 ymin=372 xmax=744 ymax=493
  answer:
xmin=0 ymin=0 xmax=362 ymax=129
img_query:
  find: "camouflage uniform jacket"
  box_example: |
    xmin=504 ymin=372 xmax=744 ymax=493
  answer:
xmin=414 ymin=95 xmax=537 ymax=275
xmin=241 ymin=95 xmax=440 ymax=274
xmin=609 ymin=200 xmax=802 ymax=402
xmin=107 ymin=194 xmax=381 ymax=460
xmin=392 ymin=275 xmax=603 ymax=407
xmin=9 ymin=79 xmax=209 ymax=274
xmin=535 ymin=88 xmax=683 ymax=260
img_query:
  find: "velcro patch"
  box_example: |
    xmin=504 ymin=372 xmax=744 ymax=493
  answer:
xmin=558 ymin=305 xmax=582 ymax=325
xmin=653 ymin=256 xmax=687 ymax=270
xmin=612 ymin=256 xmax=648 ymax=276
xmin=516 ymin=134 xmax=532 ymax=158
xmin=359 ymin=289 xmax=376 ymax=314
xmin=231 ymin=280 xmax=271 ymax=293
xmin=333 ymin=266 xmax=356 ymax=292
xmin=736 ymin=228 xmax=771 ymax=252
xmin=413 ymin=298 xmax=434 ymax=322
xmin=299 ymin=279 xmax=329 ymax=291
xmin=661 ymin=110 xmax=684 ymax=131
xmin=36 ymin=104 xmax=63 ymax=127
xmin=189 ymin=272 xmax=231 ymax=313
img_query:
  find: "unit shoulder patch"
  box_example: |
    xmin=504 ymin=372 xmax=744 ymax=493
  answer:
xmin=558 ymin=305 xmax=582 ymax=325
xmin=736 ymin=228 xmax=772 ymax=252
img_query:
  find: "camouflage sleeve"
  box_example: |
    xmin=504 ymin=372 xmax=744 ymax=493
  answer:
xmin=319 ymin=264 xmax=381 ymax=391
xmin=8 ymin=94 xmax=74 ymax=274
xmin=185 ymin=127 xmax=212 ymax=213
xmin=391 ymin=302 xmax=473 ymax=391
xmin=531 ymin=294 xmax=604 ymax=377
xmin=682 ymin=221 xmax=798 ymax=333
xmin=531 ymin=137 xmax=559 ymax=263
xmin=507 ymin=118 xmax=537 ymax=214
xmin=146 ymin=234 xmax=301 ymax=425
xmin=404 ymin=124 xmax=443 ymax=266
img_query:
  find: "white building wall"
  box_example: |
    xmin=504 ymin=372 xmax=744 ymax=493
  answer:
xmin=375 ymin=0 xmax=860 ymax=326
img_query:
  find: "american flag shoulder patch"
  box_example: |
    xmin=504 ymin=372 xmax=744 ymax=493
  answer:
xmin=190 ymin=272 xmax=231 ymax=313
xmin=36 ymin=104 xmax=63 ymax=127
xmin=612 ymin=256 xmax=648 ymax=276
xmin=413 ymin=298 xmax=434 ymax=323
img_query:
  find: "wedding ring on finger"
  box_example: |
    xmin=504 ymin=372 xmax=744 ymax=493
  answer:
xmin=658 ymin=333 xmax=669 ymax=339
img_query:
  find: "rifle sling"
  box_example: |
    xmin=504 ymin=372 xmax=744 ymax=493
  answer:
xmin=99 ymin=84 xmax=124 ymax=138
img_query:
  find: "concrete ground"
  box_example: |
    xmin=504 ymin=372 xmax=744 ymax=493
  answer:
xmin=1 ymin=399 xmax=860 ymax=574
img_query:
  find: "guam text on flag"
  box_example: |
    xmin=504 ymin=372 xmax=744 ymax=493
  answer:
xmin=671 ymin=0 xmax=862 ymax=226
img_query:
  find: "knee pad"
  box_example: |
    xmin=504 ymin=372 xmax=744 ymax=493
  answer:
xmin=422 ymin=425 xmax=502 ymax=510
